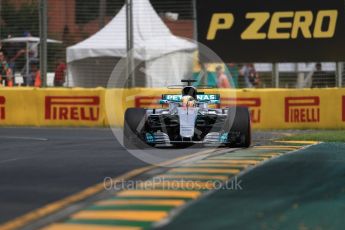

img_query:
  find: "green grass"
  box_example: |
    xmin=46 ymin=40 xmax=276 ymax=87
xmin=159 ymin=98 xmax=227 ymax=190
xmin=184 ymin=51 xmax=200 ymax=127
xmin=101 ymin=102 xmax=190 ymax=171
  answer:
xmin=280 ymin=130 xmax=345 ymax=143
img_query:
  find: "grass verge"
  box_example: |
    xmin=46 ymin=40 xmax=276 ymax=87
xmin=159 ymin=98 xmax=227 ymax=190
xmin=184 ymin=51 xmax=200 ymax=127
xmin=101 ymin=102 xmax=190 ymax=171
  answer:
xmin=280 ymin=130 xmax=345 ymax=143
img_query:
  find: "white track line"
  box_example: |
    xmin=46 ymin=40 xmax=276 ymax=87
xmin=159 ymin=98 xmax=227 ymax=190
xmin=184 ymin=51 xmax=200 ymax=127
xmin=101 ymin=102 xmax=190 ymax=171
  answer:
xmin=0 ymin=136 xmax=48 ymax=141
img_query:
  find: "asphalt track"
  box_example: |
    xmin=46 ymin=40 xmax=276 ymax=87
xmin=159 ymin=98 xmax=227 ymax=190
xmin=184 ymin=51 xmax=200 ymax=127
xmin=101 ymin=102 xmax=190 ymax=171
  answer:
xmin=37 ymin=144 xmax=303 ymax=230
xmin=0 ymin=127 xmax=211 ymax=225
xmin=0 ymin=127 xmax=304 ymax=229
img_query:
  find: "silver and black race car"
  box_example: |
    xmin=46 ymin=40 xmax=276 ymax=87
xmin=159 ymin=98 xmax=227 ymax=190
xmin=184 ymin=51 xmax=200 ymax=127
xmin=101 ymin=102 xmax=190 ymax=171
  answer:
xmin=124 ymin=80 xmax=251 ymax=149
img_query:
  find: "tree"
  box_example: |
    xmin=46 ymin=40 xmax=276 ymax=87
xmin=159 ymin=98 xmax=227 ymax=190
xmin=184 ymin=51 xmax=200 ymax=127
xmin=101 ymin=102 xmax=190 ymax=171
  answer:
xmin=0 ymin=0 xmax=39 ymax=39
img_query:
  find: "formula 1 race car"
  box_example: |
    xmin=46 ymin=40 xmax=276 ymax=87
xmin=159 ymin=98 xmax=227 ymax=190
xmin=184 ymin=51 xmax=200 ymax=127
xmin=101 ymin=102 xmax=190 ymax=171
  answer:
xmin=124 ymin=80 xmax=251 ymax=149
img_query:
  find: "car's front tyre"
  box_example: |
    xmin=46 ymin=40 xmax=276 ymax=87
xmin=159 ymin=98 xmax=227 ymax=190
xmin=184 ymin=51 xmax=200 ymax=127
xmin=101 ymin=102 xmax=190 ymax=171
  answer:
xmin=123 ymin=108 xmax=152 ymax=149
xmin=225 ymin=107 xmax=252 ymax=148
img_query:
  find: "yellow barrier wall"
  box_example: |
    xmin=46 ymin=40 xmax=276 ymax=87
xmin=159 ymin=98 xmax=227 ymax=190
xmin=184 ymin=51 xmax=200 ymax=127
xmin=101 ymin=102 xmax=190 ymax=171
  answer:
xmin=1 ymin=88 xmax=345 ymax=129
xmin=0 ymin=88 xmax=106 ymax=127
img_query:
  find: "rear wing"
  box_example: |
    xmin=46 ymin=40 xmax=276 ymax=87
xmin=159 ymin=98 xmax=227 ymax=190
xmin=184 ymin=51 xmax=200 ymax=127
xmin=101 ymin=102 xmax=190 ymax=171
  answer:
xmin=159 ymin=94 xmax=220 ymax=104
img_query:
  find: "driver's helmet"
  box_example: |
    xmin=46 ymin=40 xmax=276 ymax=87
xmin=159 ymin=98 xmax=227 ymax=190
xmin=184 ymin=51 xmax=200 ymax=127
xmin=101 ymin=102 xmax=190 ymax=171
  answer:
xmin=181 ymin=95 xmax=196 ymax=107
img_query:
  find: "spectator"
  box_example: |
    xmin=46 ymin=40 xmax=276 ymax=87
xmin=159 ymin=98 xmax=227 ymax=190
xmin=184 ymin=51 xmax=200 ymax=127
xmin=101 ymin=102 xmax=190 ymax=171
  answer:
xmin=312 ymin=63 xmax=335 ymax=88
xmin=0 ymin=42 xmax=3 ymax=53
xmin=28 ymin=61 xmax=41 ymax=87
xmin=3 ymin=35 xmax=20 ymax=70
xmin=12 ymin=33 xmax=39 ymax=63
xmin=54 ymin=60 xmax=66 ymax=87
xmin=0 ymin=51 xmax=13 ymax=87
xmin=11 ymin=32 xmax=39 ymax=85
xmin=198 ymin=62 xmax=209 ymax=86
xmin=227 ymin=63 xmax=239 ymax=88
xmin=240 ymin=63 xmax=260 ymax=88
xmin=193 ymin=62 xmax=217 ymax=88
xmin=216 ymin=65 xmax=231 ymax=88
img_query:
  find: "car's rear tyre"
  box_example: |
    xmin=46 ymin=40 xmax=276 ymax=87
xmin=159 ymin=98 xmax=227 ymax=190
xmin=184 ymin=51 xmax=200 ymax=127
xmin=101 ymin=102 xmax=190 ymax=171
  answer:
xmin=124 ymin=108 xmax=152 ymax=149
xmin=225 ymin=107 xmax=251 ymax=148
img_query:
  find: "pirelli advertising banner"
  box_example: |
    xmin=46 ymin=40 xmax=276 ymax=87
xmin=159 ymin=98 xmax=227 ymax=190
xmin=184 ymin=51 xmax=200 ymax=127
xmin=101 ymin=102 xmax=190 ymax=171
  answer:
xmin=130 ymin=88 xmax=345 ymax=129
xmin=197 ymin=0 xmax=345 ymax=62
xmin=1 ymin=88 xmax=345 ymax=129
xmin=0 ymin=88 xmax=107 ymax=127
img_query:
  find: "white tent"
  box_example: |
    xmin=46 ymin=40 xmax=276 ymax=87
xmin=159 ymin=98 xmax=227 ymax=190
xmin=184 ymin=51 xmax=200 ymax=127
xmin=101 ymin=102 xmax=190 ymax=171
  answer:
xmin=67 ymin=0 xmax=196 ymax=87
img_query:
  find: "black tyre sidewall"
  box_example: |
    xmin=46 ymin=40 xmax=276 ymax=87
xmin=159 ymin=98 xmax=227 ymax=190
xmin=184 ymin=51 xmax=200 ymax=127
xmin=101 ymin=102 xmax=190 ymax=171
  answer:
xmin=226 ymin=107 xmax=251 ymax=148
xmin=123 ymin=108 xmax=148 ymax=149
